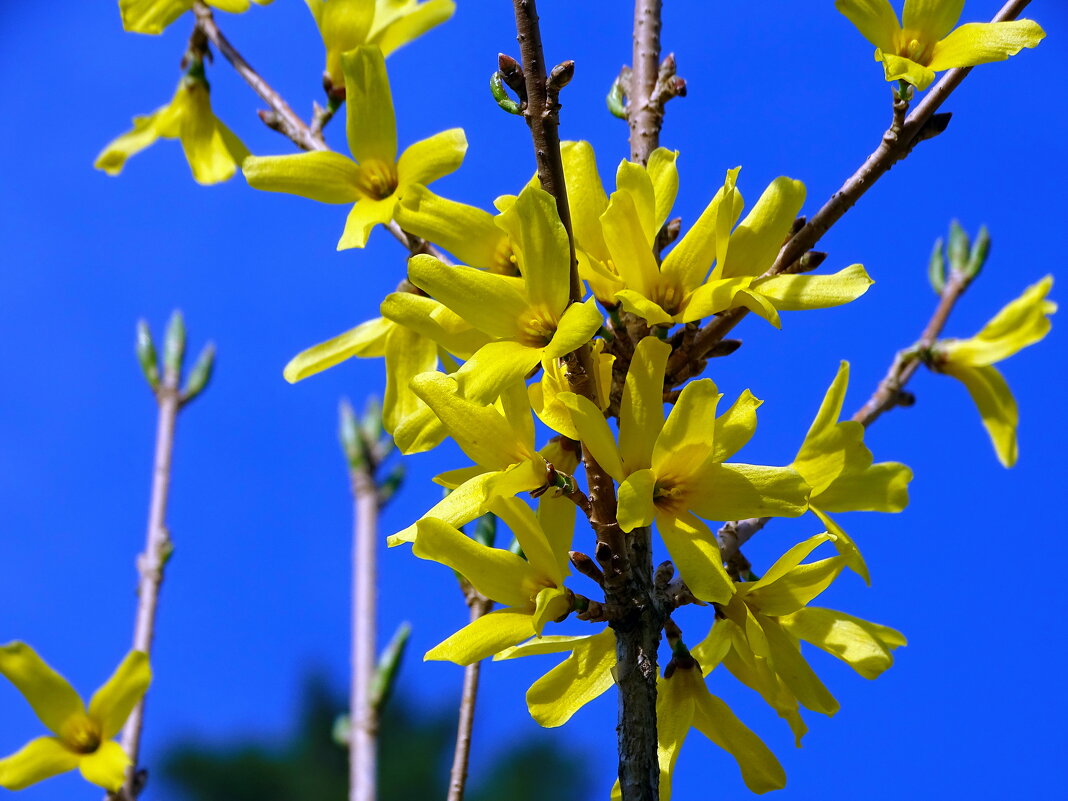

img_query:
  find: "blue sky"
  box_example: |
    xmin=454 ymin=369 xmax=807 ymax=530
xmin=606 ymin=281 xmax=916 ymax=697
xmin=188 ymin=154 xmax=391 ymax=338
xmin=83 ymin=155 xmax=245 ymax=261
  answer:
xmin=1 ymin=1 xmax=1066 ymax=799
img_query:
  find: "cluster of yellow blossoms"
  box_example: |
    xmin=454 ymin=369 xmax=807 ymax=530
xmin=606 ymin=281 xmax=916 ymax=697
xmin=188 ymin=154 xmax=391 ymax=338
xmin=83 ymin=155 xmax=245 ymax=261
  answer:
xmin=2 ymin=0 xmax=1049 ymax=797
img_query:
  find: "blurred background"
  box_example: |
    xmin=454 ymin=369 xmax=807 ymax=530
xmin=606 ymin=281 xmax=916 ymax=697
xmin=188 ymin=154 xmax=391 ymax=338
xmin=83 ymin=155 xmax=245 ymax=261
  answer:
xmin=0 ymin=1 xmax=1065 ymax=799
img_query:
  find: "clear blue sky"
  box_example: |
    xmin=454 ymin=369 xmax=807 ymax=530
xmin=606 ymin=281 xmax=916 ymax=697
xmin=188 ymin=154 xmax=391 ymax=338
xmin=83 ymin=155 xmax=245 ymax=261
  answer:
xmin=1 ymin=1 xmax=1066 ymax=799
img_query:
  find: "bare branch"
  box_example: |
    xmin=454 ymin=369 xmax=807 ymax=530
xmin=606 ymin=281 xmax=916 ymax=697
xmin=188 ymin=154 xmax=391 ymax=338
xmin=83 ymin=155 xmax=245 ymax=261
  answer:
xmin=349 ymin=464 xmax=379 ymax=801
xmin=447 ymin=594 xmax=494 ymax=801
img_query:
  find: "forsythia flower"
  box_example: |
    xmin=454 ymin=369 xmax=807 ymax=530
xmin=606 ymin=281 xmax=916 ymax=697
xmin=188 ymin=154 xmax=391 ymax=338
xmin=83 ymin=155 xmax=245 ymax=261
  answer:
xmin=692 ymin=534 xmax=905 ymax=744
xmin=0 ymin=643 xmax=151 ymax=791
xmin=306 ymin=0 xmax=456 ymax=89
xmin=243 ymin=46 xmax=466 ymax=250
xmin=561 ymin=142 xmax=873 ymax=328
xmin=95 ymin=75 xmax=250 ymax=185
xmin=417 ymin=497 xmax=575 ymax=665
xmin=836 ymin=0 xmax=1045 ymax=90
xmin=791 ymin=361 xmax=913 ymax=583
xmin=561 ymin=336 xmax=809 ymax=605
xmin=406 ymin=184 xmax=604 ymax=396
xmin=930 ymin=275 xmax=1055 ymax=467
xmin=611 ymin=661 xmax=786 ymax=799
xmin=120 ymin=0 xmax=273 ymax=35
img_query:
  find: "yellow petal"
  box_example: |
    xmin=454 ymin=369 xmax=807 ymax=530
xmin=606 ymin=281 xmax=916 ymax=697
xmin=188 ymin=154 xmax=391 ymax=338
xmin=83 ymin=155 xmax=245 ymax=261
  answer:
xmin=0 ymin=737 xmax=79 ymax=790
xmin=397 ymin=128 xmax=467 ymax=189
xmin=338 ymin=195 xmax=398 ymax=250
xmin=560 ymin=141 xmax=610 ymax=261
xmin=412 ymin=372 xmax=531 ymax=469
xmin=665 ymin=167 xmax=742 ymax=289
xmin=657 ymin=512 xmax=734 ymax=605
xmin=531 ymin=587 xmax=573 ymax=635
xmin=383 ymin=324 xmax=438 ymax=437
xmin=94 ymin=110 xmax=165 ymax=176
xmin=380 ymin=292 xmax=489 ymax=360
xmin=878 ymin=50 xmax=936 ymax=89
xmin=407 ymin=255 xmax=528 ymax=339
xmin=520 ymin=630 xmax=616 ymax=728
xmin=393 ymin=401 xmax=447 ymax=455
xmin=489 ymin=496 xmax=566 ymax=587
xmin=177 ymin=83 xmax=247 ymax=185
xmin=601 ymin=191 xmax=660 ymax=295
xmin=653 ymin=378 xmax=721 ymax=478
xmin=780 ymin=606 xmax=905 ymax=680
xmin=87 ymin=652 xmax=151 ymax=740
xmin=389 ymin=472 xmax=494 ymax=546
xmin=119 ymin=0 xmax=191 ymax=34
xmin=683 ymin=276 xmax=756 ymax=321
xmin=77 ymin=740 xmax=130 ymax=792
xmin=537 ymin=493 xmax=577 ymax=580
xmin=619 ymin=337 xmax=670 ymax=473
xmin=941 ymin=362 xmax=1019 ymax=467
xmin=557 ymin=392 xmax=625 ymax=481
xmin=283 ymin=317 xmax=392 ymax=383
xmin=614 ymin=289 xmax=675 ymax=327
xmin=209 ymin=0 xmax=253 ymax=12
xmin=310 ymin=0 xmax=373 ymax=86
xmin=394 ymin=186 xmax=508 ymax=271
xmin=497 ymin=185 xmax=571 ymax=314
xmin=747 ymin=533 xmax=834 ymax=591
xmin=902 ymin=0 xmax=962 ymax=43
xmin=754 ymin=264 xmax=873 ymax=311
xmin=834 ymin=0 xmax=900 ymax=52
xmin=712 ymin=389 xmax=762 ymax=462
xmin=746 ymin=557 xmax=846 ymax=617
xmin=614 ymin=159 xmax=658 ymax=244
xmin=690 ymin=680 xmax=787 ymax=794
xmin=941 ymin=275 xmax=1054 ymax=366
xmin=542 ymin=299 xmax=604 ymax=360
xmin=651 ymin=668 xmax=697 ymax=801
xmin=617 ymin=469 xmax=657 ymax=532
xmin=928 ymin=20 xmax=1045 ymax=71
xmin=425 ymin=608 xmax=535 ymax=665
xmin=414 ymin=518 xmax=537 ymax=607
xmin=814 ymin=461 xmax=912 ymax=514
xmin=450 ymin=341 xmax=542 ymax=403
xmin=719 ymin=177 xmax=805 ymax=279
xmin=811 ymin=507 xmax=870 ymax=585
xmin=690 ymin=463 xmax=809 ymax=522
xmin=243 ymin=151 xmax=361 ymax=203
xmin=342 ymin=46 xmax=397 ymax=165
xmin=761 ymin=617 xmax=839 ymax=715
xmin=646 ymin=148 xmax=680 ymax=232
xmin=0 ymin=642 xmax=84 ymax=734
xmin=373 ymin=0 xmax=455 ymax=56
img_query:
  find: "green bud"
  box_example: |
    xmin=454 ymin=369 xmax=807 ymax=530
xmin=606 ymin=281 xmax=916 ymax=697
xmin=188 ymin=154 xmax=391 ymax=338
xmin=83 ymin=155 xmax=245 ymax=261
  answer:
xmin=163 ymin=310 xmax=187 ymax=379
xmin=181 ymin=342 xmax=215 ymax=404
xmin=371 ymin=622 xmax=412 ymax=715
xmin=947 ymin=220 xmax=969 ymax=273
xmin=136 ymin=320 xmax=160 ymax=391
xmin=338 ymin=399 xmax=364 ymax=469
xmin=928 ymin=236 xmax=946 ymax=294
xmin=606 ymin=77 xmax=627 ymax=120
xmin=473 ymin=513 xmax=497 ymax=548
xmin=964 ymin=225 xmax=991 ymax=279
xmin=490 ymin=71 xmax=522 ymax=115
xmin=332 ymin=714 xmax=351 ymax=747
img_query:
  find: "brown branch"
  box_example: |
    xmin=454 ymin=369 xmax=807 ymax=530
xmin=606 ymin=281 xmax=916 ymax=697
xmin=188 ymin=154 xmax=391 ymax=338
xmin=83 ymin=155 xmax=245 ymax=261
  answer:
xmin=447 ymin=594 xmax=494 ymax=801
xmin=628 ymin=0 xmax=663 ymax=164
xmin=192 ymin=2 xmax=325 ymax=152
xmin=114 ymin=348 xmax=183 ymax=801
xmin=349 ymin=464 xmax=379 ymax=801
xmin=667 ymin=0 xmax=1032 ymax=385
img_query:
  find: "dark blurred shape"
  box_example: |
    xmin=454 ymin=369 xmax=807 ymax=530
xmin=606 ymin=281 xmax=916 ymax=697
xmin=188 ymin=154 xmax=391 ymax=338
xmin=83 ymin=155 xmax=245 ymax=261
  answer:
xmin=161 ymin=674 xmax=590 ymax=801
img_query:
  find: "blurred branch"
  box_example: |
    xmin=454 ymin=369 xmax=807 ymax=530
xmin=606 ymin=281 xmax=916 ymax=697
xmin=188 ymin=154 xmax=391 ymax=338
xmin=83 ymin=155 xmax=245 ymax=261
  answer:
xmin=447 ymin=593 xmax=493 ymax=801
xmin=666 ymin=0 xmax=1033 ymax=387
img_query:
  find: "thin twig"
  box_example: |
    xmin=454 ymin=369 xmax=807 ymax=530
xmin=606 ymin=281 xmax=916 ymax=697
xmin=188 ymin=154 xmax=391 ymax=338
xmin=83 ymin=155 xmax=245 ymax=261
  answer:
xmin=447 ymin=594 xmax=494 ymax=801
xmin=192 ymin=2 xmax=326 ymax=152
xmin=628 ymin=0 xmax=663 ymax=164
xmin=667 ymin=0 xmax=1033 ymax=385
xmin=350 ymin=465 xmax=379 ymax=801
xmin=114 ymin=357 xmax=182 ymax=800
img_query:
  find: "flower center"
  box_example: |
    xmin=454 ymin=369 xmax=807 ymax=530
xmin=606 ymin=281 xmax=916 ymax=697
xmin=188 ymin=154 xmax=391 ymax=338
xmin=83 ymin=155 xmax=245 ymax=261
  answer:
xmin=653 ymin=481 xmax=689 ymax=516
xmin=518 ymin=308 xmax=558 ymax=348
xmin=897 ymin=31 xmax=934 ymax=64
xmin=652 ymin=281 xmax=686 ymax=316
xmin=61 ymin=715 xmax=102 ymax=755
xmin=355 ymin=159 xmax=399 ymax=200
xmin=493 ymin=240 xmax=520 ymax=276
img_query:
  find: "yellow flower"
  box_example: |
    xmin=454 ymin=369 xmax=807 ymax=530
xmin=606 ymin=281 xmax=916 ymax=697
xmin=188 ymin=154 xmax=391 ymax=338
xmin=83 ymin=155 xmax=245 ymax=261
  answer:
xmin=0 ymin=643 xmax=151 ymax=792
xmin=561 ymin=142 xmax=873 ymax=328
xmin=610 ymin=660 xmax=785 ymax=800
xmin=836 ymin=0 xmax=1045 ymax=90
xmin=406 ymin=184 xmax=605 ymax=397
xmin=243 ymin=46 xmax=466 ymax=250
xmin=95 ymin=75 xmax=250 ymax=185
xmin=560 ymin=336 xmax=809 ymax=605
xmin=931 ymin=275 xmax=1055 ymax=467
xmin=417 ymin=497 xmax=575 ymax=665
xmin=120 ymin=0 xmax=274 ymax=35
xmin=692 ymin=535 xmax=905 ymax=745
xmin=791 ymin=361 xmax=913 ymax=584
xmin=306 ymin=0 xmax=456 ymax=90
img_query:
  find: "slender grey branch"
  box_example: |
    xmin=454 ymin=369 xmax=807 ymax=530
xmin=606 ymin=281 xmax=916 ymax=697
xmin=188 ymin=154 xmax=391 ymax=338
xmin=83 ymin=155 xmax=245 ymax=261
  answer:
xmin=447 ymin=595 xmax=493 ymax=801
xmin=628 ymin=0 xmax=663 ymax=164
xmin=350 ymin=466 xmax=379 ymax=801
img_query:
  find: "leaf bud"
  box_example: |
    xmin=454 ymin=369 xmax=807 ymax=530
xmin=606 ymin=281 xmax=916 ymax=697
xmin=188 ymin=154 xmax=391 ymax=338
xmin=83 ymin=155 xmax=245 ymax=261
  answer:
xmin=136 ymin=320 xmax=160 ymax=391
